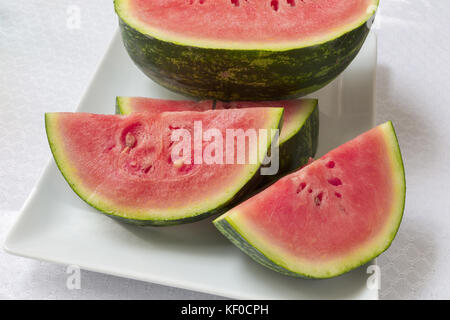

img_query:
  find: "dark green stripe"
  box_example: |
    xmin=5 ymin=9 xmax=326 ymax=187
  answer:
xmin=214 ymin=218 xmax=310 ymax=278
xmin=118 ymin=18 xmax=372 ymax=101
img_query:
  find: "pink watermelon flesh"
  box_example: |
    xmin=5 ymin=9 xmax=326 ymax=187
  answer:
xmin=120 ymin=0 xmax=377 ymax=45
xmin=45 ymin=108 xmax=283 ymax=224
xmin=214 ymin=122 xmax=405 ymax=278
xmin=215 ymin=100 xmax=311 ymax=143
xmin=117 ymin=97 xmax=316 ymax=144
xmin=117 ymin=97 xmax=212 ymax=114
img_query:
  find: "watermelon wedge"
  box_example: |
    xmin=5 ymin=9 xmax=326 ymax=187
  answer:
xmin=45 ymin=108 xmax=283 ymax=225
xmin=115 ymin=0 xmax=378 ymax=100
xmin=116 ymin=97 xmax=318 ymax=182
xmin=214 ymin=122 xmax=405 ymax=278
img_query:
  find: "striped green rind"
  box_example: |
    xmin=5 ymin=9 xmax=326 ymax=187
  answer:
xmin=115 ymin=96 xmax=207 ymax=116
xmin=116 ymin=9 xmax=376 ymax=100
xmin=213 ymin=122 xmax=406 ymax=278
xmin=259 ymin=99 xmax=318 ymax=185
xmin=115 ymin=97 xmax=131 ymax=115
xmin=214 ymin=216 xmax=309 ymax=278
xmin=274 ymin=100 xmax=319 ymax=180
xmin=45 ymin=109 xmax=284 ymax=226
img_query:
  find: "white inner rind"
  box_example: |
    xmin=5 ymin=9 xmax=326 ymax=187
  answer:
xmin=214 ymin=122 xmax=405 ymax=278
xmin=279 ymin=99 xmax=317 ymax=144
xmin=46 ymin=109 xmax=284 ymax=222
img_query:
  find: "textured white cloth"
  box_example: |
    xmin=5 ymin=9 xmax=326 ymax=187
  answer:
xmin=0 ymin=0 xmax=449 ymax=299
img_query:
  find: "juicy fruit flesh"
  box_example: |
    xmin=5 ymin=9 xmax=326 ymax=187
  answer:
xmin=121 ymin=0 xmax=376 ymax=44
xmin=218 ymin=122 xmax=404 ymax=276
xmin=215 ymin=100 xmax=312 ymax=143
xmin=118 ymin=97 xmax=317 ymax=144
xmin=119 ymin=97 xmax=212 ymax=114
xmin=46 ymin=109 xmax=282 ymax=220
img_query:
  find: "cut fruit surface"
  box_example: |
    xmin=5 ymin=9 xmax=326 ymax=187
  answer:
xmin=214 ymin=122 xmax=405 ymax=278
xmin=116 ymin=97 xmax=212 ymax=115
xmin=115 ymin=0 xmax=378 ymax=100
xmin=45 ymin=108 xmax=283 ymax=225
xmin=117 ymin=97 xmax=319 ymax=180
xmin=116 ymin=0 xmax=378 ymax=49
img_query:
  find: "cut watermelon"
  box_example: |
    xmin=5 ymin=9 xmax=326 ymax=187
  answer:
xmin=214 ymin=122 xmax=405 ymax=278
xmin=116 ymin=97 xmax=318 ymax=182
xmin=115 ymin=0 xmax=378 ymax=100
xmin=215 ymin=100 xmax=319 ymax=181
xmin=45 ymin=108 xmax=283 ymax=225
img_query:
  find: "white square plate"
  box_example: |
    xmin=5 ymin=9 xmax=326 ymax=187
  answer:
xmin=4 ymin=31 xmax=378 ymax=300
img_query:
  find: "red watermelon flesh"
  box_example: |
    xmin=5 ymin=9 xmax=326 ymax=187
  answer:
xmin=215 ymin=100 xmax=316 ymax=144
xmin=45 ymin=108 xmax=283 ymax=225
xmin=116 ymin=97 xmax=212 ymax=114
xmin=214 ymin=122 xmax=405 ymax=278
xmin=120 ymin=0 xmax=378 ymax=46
xmin=117 ymin=97 xmax=317 ymax=145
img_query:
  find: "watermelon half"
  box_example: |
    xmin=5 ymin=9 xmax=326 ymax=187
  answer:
xmin=115 ymin=0 xmax=378 ymax=100
xmin=116 ymin=97 xmax=318 ymax=182
xmin=214 ymin=122 xmax=405 ymax=278
xmin=45 ymin=108 xmax=283 ymax=225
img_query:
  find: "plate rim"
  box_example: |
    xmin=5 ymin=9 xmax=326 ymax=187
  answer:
xmin=4 ymin=30 xmax=379 ymax=300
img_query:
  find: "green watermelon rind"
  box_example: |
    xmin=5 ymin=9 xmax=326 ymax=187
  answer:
xmin=114 ymin=0 xmax=379 ymax=100
xmin=115 ymin=96 xmax=134 ymax=115
xmin=45 ymin=109 xmax=284 ymax=226
xmin=266 ymin=100 xmax=319 ymax=184
xmin=213 ymin=121 xmax=406 ymax=279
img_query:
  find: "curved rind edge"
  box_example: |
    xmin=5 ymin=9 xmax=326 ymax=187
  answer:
xmin=279 ymin=99 xmax=318 ymax=144
xmin=213 ymin=121 xmax=406 ymax=278
xmin=213 ymin=217 xmax=311 ymax=278
xmin=114 ymin=0 xmax=379 ymax=51
xmin=45 ymin=109 xmax=284 ymax=226
xmin=378 ymin=121 xmax=406 ymax=253
xmin=261 ymin=100 xmax=318 ymax=185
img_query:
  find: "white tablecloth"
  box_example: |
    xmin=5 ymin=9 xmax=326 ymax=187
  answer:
xmin=1 ymin=0 xmax=449 ymax=299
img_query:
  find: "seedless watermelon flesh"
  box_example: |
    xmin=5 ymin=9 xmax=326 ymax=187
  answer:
xmin=117 ymin=0 xmax=378 ymax=49
xmin=214 ymin=122 xmax=405 ymax=278
xmin=117 ymin=97 xmax=318 ymax=147
xmin=45 ymin=108 xmax=283 ymax=225
xmin=116 ymin=97 xmax=319 ymax=181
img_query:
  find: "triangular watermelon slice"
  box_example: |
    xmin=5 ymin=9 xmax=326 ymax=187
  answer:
xmin=214 ymin=122 xmax=405 ymax=278
xmin=45 ymin=108 xmax=283 ymax=225
xmin=116 ymin=97 xmax=318 ymax=183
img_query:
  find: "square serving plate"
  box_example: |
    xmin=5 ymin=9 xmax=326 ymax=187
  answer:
xmin=4 ymin=31 xmax=378 ymax=300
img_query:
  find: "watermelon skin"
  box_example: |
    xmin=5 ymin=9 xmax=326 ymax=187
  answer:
xmin=45 ymin=109 xmax=283 ymax=226
xmin=117 ymin=16 xmax=374 ymax=101
xmin=274 ymin=102 xmax=318 ymax=182
xmin=215 ymin=100 xmax=319 ymax=184
xmin=116 ymin=97 xmax=319 ymax=182
xmin=214 ymin=122 xmax=405 ymax=278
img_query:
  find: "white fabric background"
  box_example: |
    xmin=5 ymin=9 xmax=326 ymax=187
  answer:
xmin=0 ymin=0 xmax=449 ymax=299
